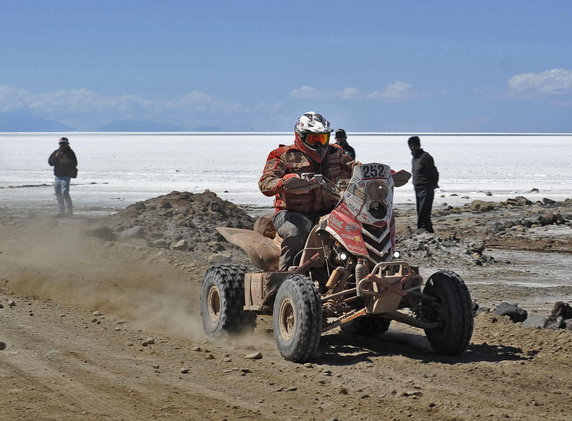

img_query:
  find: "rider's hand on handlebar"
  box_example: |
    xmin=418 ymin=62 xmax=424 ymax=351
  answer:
xmin=282 ymin=174 xmax=320 ymax=194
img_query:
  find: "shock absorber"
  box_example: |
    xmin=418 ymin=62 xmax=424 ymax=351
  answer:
xmin=325 ymin=266 xmax=345 ymax=289
xmin=355 ymin=258 xmax=369 ymax=297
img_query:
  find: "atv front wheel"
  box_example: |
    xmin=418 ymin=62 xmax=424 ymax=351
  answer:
xmin=422 ymin=271 xmax=473 ymax=355
xmin=200 ymin=264 xmax=256 ymax=337
xmin=273 ymin=275 xmax=322 ymax=363
xmin=340 ymin=315 xmax=391 ymax=336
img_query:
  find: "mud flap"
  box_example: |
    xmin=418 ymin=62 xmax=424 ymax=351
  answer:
xmin=217 ymin=227 xmax=281 ymax=271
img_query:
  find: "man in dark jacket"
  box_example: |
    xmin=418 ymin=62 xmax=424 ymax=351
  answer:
xmin=408 ymin=136 xmax=439 ymax=233
xmin=48 ymin=137 xmax=78 ymax=217
xmin=334 ymin=129 xmax=356 ymax=160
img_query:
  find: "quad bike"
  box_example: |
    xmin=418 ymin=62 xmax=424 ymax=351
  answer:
xmin=200 ymin=163 xmax=474 ymax=362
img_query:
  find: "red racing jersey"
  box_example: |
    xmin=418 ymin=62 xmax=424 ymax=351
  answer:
xmin=259 ymin=143 xmax=354 ymax=214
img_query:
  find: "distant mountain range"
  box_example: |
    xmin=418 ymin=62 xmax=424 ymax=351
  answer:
xmin=97 ymin=119 xmax=189 ymax=132
xmin=0 ymin=112 xmax=76 ymax=132
xmin=0 ymin=112 xmax=223 ymax=132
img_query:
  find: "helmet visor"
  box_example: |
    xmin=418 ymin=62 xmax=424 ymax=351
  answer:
xmin=305 ymin=133 xmax=330 ymax=146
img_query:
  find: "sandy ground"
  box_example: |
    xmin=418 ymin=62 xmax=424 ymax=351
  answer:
xmin=1 ymin=198 xmax=571 ymax=421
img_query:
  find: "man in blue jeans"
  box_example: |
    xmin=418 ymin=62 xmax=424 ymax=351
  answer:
xmin=48 ymin=137 xmax=78 ymax=217
xmin=408 ymin=136 xmax=439 ymax=233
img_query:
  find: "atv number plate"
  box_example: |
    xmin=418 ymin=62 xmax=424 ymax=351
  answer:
xmin=362 ymin=164 xmax=388 ymax=179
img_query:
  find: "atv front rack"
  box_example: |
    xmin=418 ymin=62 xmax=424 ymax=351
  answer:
xmin=321 ymin=261 xmax=441 ymax=332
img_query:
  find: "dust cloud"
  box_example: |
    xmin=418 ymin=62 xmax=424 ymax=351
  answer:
xmin=1 ymin=220 xmax=205 ymax=339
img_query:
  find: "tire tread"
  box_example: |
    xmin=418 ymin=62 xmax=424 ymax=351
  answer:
xmin=423 ymin=270 xmax=474 ymax=355
xmin=273 ymin=275 xmax=322 ymax=363
xmin=200 ymin=264 xmax=256 ymax=337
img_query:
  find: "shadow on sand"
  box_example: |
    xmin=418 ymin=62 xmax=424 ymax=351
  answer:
xmin=315 ymin=329 xmax=529 ymax=367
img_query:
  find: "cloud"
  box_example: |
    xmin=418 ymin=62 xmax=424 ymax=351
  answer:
xmin=367 ymin=81 xmax=427 ymax=102
xmin=335 ymin=88 xmax=362 ymax=100
xmin=289 ymin=86 xmax=320 ymax=98
xmin=508 ymin=69 xmax=572 ymax=97
xmin=28 ymin=89 xmax=151 ymax=115
xmin=289 ymin=81 xmax=431 ymax=102
xmin=173 ymin=91 xmax=242 ymax=113
xmin=0 ymin=86 xmax=34 ymax=112
xmin=0 ymin=85 xmax=242 ymax=126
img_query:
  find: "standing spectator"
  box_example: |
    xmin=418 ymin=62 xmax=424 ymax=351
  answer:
xmin=408 ymin=136 xmax=439 ymax=233
xmin=48 ymin=137 xmax=78 ymax=217
xmin=334 ymin=129 xmax=356 ymax=160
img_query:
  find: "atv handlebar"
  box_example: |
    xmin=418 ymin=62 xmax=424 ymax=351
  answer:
xmin=300 ymin=173 xmax=324 ymax=183
xmin=300 ymin=173 xmax=342 ymax=197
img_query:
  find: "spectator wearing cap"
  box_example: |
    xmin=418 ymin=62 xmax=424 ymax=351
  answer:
xmin=48 ymin=137 xmax=78 ymax=217
xmin=334 ymin=129 xmax=356 ymax=160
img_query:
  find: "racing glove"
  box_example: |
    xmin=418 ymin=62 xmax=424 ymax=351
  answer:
xmin=282 ymin=174 xmax=318 ymax=194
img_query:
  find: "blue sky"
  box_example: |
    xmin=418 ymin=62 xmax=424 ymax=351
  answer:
xmin=1 ymin=0 xmax=572 ymax=132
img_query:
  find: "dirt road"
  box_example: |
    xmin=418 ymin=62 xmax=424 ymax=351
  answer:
xmin=1 ymin=216 xmax=571 ymax=421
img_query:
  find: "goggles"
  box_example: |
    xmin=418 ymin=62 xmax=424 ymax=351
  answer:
xmin=305 ymin=132 xmax=330 ymax=146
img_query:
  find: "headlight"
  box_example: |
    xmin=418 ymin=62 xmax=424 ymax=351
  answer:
xmin=369 ymin=200 xmax=387 ymax=219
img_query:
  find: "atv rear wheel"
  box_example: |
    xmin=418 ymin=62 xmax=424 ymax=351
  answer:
xmin=422 ymin=271 xmax=473 ymax=355
xmin=340 ymin=315 xmax=391 ymax=336
xmin=200 ymin=264 xmax=256 ymax=337
xmin=273 ymin=275 xmax=322 ymax=363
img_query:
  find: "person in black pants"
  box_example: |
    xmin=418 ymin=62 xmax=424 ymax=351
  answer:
xmin=408 ymin=136 xmax=439 ymax=233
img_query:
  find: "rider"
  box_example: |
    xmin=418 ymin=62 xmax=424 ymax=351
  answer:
xmin=259 ymin=111 xmax=354 ymax=270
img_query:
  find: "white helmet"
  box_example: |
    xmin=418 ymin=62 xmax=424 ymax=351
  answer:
xmin=294 ymin=111 xmax=333 ymax=162
xmin=295 ymin=111 xmax=332 ymax=137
